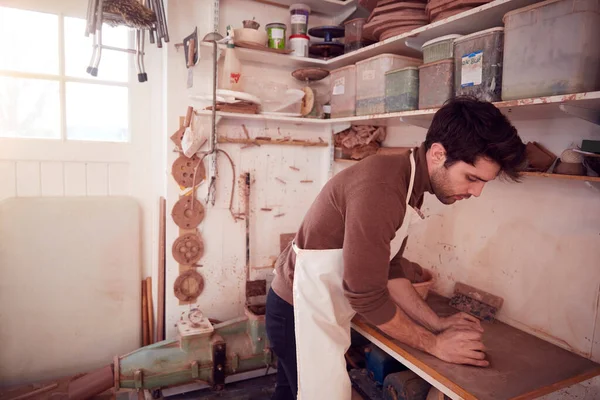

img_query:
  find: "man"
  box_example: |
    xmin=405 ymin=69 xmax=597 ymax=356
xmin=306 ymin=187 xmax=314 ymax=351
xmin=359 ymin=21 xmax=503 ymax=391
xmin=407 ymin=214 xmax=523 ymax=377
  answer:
xmin=266 ymin=97 xmax=526 ymax=400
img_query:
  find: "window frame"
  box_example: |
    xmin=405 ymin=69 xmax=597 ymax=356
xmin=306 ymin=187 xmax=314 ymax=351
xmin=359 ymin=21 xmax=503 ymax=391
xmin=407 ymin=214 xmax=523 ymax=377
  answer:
xmin=0 ymin=4 xmax=134 ymax=143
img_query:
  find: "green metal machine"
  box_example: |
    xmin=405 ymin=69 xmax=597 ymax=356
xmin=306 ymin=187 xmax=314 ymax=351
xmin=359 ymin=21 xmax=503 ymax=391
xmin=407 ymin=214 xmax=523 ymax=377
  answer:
xmin=68 ymin=306 xmax=274 ymax=399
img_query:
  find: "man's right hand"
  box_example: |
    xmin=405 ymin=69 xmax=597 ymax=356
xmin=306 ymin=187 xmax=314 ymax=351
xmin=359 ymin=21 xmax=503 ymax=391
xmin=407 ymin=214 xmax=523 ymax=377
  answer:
xmin=431 ymin=328 xmax=490 ymax=367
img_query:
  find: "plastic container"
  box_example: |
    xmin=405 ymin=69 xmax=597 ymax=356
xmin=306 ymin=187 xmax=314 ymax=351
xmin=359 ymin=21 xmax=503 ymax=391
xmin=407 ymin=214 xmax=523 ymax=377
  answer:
xmin=453 ymin=27 xmax=504 ymax=102
xmin=418 ymin=59 xmax=454 ymax=109
xmin=289 ymin=34 xmax=309 ymax=57
xmin=356 ymin=54 xmax=421 ymax=115
xmin=289 ymin=4 xmax=311 ymax=35
xmin=266 ymin=23 xmax=287 ymax=49
xmin=421 ymin=34 xmax=463 ymax=64
xmin=344 ymin=18 xmax=367 ymax=53
xmin=330 ymin=65 xmax=356 ymax=118
xmin=502 ymin=0 xmax=600 ymax=100
xmin=220 ymin=42 xmax=243 ymax=91
xmin=385 ymin=67 xmax=419 ymax=112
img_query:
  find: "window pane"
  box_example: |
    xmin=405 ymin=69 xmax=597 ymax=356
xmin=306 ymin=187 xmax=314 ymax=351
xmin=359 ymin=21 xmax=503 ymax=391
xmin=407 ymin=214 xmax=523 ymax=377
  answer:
xmin=64 ymin=17 xmax=129 ymax=82
xmin=0 ymin=77 xmax=60 ymax=139
xmin=66 ymin=82 xmax=128 ymax=142
xmin=0 ymin=7 xmax=58 ymax=74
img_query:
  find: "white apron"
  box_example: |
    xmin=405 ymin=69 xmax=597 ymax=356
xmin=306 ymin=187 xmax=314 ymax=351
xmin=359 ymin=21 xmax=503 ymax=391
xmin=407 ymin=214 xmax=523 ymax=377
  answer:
xmin=292 ymin=151 xmax=422 ymax=400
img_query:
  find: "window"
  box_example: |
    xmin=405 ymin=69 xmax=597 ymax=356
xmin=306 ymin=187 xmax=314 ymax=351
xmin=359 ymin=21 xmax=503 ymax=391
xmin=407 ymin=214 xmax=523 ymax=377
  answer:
xmin=0 ymin=6 xmax=130 ymax=142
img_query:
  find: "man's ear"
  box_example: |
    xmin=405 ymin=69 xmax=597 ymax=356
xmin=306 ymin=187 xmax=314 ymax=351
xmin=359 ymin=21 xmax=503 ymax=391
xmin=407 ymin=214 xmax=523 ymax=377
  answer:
xmin=429 ymin=142 xmax=447 ymax=166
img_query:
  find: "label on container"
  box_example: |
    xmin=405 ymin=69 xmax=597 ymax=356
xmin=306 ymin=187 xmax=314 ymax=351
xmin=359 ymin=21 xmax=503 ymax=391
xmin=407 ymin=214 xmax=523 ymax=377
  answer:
xmin=291 ymin=14 xmax=307 ymax=24
xmin=333 ymin=78 xmax=345 ymax=95
xmin=461 ymin=50 xmax=483 ymax=87
xmin=270 ymin=28 xmax=285 ymax=39
xmin=362 ymin=70 xmax=375 ymax=81
xmin=230 ymin=73 xmax=241 ymax=84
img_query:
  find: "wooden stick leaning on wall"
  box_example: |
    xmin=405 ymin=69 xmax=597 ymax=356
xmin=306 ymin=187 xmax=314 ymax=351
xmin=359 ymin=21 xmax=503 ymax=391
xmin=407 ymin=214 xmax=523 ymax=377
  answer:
xmin=146 ymin=277 xmax=154 ymax=344
xmin=157 ymin=197 xmax=166 ymax=342
xmin=142 ymin=281 xmax=149 ymax=346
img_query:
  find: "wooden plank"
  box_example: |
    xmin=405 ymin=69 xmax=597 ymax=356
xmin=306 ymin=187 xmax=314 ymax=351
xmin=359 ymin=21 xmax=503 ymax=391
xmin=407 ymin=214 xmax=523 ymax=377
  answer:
xmin=86 ymin=163 xmax=109 ymax=196
xmin=146 ymin=277 xmax=154 ymax=344
xmin=142 ymin=280 xmax=149 ymax=346
xmin=521 ymin=171 xmax=600 ymax=183
xmin=15 ymin=161 xmax=41 ymax=197
xmin=108 ymin=163 xmax=130 ymax=196
xmin=157 ymin=197 xmax=166 ymax=342
xmin=64 ymin=162 xmax=87 ymax=196
xmin=40 ymin=161 xmax=64 ymax=197
xmin=218 ymin=136 xmax=328 ymax=147
xmin=352 ymin=293 xmax=600 ymax=400
xmin=0 ymin=161 xmax=16 ymax=200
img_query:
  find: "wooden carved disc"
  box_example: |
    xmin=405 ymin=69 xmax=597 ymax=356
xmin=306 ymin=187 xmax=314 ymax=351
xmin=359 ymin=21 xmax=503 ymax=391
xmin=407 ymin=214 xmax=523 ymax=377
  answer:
xmin=172 ymin=154 xmax=206 ymax=188
xmin=172 ymin=196 xmax=205 ymax=229
xmin=172 ymin=233 xmax=204 ymax=265
xmin=174 ymin=270 xmax=205 ymax=302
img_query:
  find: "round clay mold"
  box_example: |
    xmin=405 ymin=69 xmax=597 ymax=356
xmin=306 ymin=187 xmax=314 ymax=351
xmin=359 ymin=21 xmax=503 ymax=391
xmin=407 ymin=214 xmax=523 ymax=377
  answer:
xmin=172 ymin=154 xmax=206 ymax=188
xmin=172 ymin=233 xmax=204 ymax=265
xmin=172 ymin=196 xmax=205 ymax=229
xmin=174 ymin=270 xmax=205 ymax=302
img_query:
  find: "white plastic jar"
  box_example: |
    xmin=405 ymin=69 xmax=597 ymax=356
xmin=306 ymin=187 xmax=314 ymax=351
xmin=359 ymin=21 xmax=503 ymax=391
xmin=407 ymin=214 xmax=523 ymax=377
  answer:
xmin=289 ymin=34 xmax=309 ymax=57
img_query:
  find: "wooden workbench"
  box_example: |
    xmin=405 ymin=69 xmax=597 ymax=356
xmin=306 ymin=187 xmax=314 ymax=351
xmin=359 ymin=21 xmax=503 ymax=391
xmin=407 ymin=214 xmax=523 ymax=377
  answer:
xmin=351 ymin=293 xmax=600 ymax=400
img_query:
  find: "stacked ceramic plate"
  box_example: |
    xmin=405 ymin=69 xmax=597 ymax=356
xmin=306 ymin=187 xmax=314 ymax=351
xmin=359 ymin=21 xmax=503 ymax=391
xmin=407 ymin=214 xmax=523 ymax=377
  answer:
xmin=363 ymin=0 xmax=429 ymax=42
xmin=426 ymin=0 xmax=492 ymax=22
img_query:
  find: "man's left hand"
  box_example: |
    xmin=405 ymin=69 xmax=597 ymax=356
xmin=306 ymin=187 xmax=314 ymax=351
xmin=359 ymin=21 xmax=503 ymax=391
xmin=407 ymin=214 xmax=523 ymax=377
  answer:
xmin=436 ymin=312 xmax=483 ymax=333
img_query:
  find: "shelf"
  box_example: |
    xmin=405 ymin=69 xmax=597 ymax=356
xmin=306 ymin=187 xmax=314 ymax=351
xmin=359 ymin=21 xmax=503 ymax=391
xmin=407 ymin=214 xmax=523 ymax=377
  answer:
xmin=521 ymin=172 xmax=600 ymax=183
xmin=194 ymin=91 xmax=600 ymax=126
xmin=254 ymin=0 xmax=357 ymax=16
xmin=353 ymin=293 xmax=600 ymax=400
xmin=199 ymin=42 xmax=327 ymax=69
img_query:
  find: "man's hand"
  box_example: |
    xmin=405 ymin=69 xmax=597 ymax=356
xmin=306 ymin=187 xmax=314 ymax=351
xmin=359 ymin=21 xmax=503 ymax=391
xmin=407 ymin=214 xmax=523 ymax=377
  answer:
xmin=432 ymin=328 xmax=489 ymax=367
xmin=436 ymin=312 xmax=483 ymax=333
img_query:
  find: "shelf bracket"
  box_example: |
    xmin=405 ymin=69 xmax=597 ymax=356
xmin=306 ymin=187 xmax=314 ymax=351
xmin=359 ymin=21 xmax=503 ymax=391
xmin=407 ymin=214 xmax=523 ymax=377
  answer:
xmin=559 ymin=104 xmax=600 ymax=126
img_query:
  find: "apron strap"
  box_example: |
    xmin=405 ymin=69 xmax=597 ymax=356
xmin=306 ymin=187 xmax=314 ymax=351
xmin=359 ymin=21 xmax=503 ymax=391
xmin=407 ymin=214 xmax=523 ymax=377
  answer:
xmin=406 ymin=150 xmax=416 ymax=207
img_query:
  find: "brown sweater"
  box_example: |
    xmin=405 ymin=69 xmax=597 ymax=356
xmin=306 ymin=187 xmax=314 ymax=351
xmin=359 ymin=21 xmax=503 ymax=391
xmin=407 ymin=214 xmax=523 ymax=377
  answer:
xmin=271 ymin=144 xmax=433 ymax=325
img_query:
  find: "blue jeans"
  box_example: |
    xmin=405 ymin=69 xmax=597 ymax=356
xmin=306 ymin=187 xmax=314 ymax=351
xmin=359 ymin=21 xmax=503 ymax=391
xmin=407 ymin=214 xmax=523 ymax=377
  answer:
xmin=265 ymin=288 xmax=298 ymax=400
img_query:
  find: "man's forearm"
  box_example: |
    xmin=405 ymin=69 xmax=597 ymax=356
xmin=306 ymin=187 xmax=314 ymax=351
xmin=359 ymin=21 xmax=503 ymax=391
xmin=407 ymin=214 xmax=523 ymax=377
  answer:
xmin=387 ymin=278 xmax=441 ymax=332
xmin=377 ymin=304 xmax=437 ymax=354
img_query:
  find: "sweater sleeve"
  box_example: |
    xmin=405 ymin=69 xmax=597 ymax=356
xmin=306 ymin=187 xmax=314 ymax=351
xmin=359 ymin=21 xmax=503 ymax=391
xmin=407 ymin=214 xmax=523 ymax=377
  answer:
xmin=342 ymin=183 xmax=406 ymax=325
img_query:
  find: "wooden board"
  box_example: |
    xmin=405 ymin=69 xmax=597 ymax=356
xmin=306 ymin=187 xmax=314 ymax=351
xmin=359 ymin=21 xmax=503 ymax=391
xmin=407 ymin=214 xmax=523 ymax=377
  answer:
xmin=352 ymin=293 xmax=600 ymax=400
xmin=157 ymin=196 xmax=166 ymax=342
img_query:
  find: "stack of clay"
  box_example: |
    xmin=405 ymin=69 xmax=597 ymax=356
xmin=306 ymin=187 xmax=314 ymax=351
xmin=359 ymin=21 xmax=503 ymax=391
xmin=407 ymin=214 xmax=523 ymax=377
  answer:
xmin=363 ymin=0 xmax=429 ymax=42
xmin=334 ymin=125 xmax=387 ymax=160
xmin=426 ymin=0 xmax=492 ymax=22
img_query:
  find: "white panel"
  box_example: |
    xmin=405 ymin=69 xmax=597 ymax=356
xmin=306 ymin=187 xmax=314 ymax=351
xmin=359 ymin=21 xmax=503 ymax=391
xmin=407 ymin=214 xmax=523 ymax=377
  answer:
xmin=0 ymin=197 xmax=141 ymax=385
xmin=0 ymin=161 xmax=16 ymax=200
xmin=64 ymin=162 xmax=87 ymax=196
xmin=86 ymin=163 xmax=108 ymax=196
xmin=108 ymin=163 xmax=130 ymax=196
xmin=15 ymin=161 xmax=40 ymax=197
xmin=40 ymin=161 xmax=64 ymax=196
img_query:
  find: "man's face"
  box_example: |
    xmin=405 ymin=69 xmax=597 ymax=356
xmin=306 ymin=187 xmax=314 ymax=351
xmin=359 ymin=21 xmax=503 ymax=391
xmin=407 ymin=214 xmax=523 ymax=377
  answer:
xmin=428 ymin=144 xmax=501 ymax=205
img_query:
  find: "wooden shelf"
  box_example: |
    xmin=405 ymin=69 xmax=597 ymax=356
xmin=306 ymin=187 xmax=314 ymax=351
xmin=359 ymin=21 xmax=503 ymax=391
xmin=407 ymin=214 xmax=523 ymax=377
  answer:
xmin=197 ymin=91 xmax=600 ymax=126
xmin=521 ymin=171 xmax=600 ymax=183
xmin=352 ymin=293 xmax=600 ymax=400
xmin=253 ymin=0 xmax=356 ymax=16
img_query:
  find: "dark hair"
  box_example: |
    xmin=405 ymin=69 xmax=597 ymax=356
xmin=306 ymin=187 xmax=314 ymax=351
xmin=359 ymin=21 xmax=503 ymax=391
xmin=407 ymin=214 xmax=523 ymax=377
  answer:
xmin=424 ymin=96 xmax=526 ymax=181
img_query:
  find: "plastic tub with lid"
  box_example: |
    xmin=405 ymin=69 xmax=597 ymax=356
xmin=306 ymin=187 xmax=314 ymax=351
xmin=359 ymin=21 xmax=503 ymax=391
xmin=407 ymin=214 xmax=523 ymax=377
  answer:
xmin=289 ymin=34 xmax=309 ymax=57
xmin=385 ymin=67 xmax=419 ymax=112
xmin=289 ymin=4 xmax=311 ymax=35
xmin=419 ymin=59 xmax=454 ymax=109
xmin=421 ymin=34 xmax=463 ymax=64
xmin=356 ymin=53 xmax=422 ymax=115
xmin=266 ymin=23 xmax=287 ymax=49
xmin=330 ymin=65 xmax=356 ymax=118
xmin=344 ymin=18 xmax=367 ymax=53
xmin=453 ymin=27 xmax=504 ymax=102
xmin=502 ymin=0 xmax=600 ymax=100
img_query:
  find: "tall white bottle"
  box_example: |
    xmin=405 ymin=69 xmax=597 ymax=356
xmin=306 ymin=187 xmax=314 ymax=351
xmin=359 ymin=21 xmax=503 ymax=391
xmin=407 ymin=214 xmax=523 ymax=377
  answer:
xmin=220 ymin=27 xmax=243 ymax=92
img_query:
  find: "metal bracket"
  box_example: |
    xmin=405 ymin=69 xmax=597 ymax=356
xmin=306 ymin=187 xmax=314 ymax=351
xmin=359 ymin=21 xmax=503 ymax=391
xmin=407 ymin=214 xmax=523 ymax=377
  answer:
xmin=212 ymin=342 xmax=226 ymax=389
xmin=559 ymin=104 xmax=600 ymax=126
xmin=191 ymin=361 xmax=199 ymax=379
xmin=134 ymin=370 xmax=143 ymax=391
